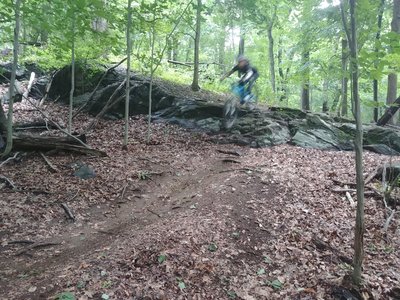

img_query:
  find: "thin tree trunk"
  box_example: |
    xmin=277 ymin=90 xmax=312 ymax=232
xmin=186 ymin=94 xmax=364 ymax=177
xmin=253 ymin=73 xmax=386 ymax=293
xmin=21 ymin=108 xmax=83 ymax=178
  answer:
xmin=68 ymin=17 xmax=75 ymax=134
xmin=267 ymin=7 xmax=277 ymax=94
xmin=2 ymin=0 xmax=21 ymax=157
xmin=373 ymin=0 xmax=386 ymax=122
xmin=322 ymin=79 xmax=329 ymax=113
xmin=386 ymin=0 xmax=400 ymax=124
xmin=267 ymin=26 xmax=275 ymax=94
xmin=123 ymin=0 xmax=132 ymax=149
xmin=347 ymin=0 xmax=365 ymax=285
xmin=218 ymin=27 xmax=226 ymax=73
xmin=301 ymin=50 xmax=310 ymax=111
xmin=239 ymin=32 xmax=244 ymax=56
xmin=147 ymin=25 xmax=156 ymax=143
xmin=191 ymin=0 xmax=201 ymax=91
xmin=341 ymin=38 xmax=349 ymax=117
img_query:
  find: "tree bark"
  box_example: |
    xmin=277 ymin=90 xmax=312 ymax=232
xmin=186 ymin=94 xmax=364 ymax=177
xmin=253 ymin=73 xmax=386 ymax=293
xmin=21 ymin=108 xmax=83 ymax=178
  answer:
xmin=267 ymin=6 xmax=277 ymax=95
xmin=347 ymin=0 xmax=365 ymax=286
xmin=218 ymin=27 xmax=226 ymax=73
xmin=301 ymin=51 xmax=310 ymax=111
xmin=377 ymin=95 xmax=400 ymax=126
xmin=3 ymin=0 xmax=21 ymax=157
xmin=191 ymin=0 xmax=201 ymax=92
xmin=12 ymin=135 xmax=106 ymax=157
xmin=322 ymin=79 xmax=329 ymax=113
xmin=124 ymin=0 xmax=132 ymax=148
xmin=68 ymin=16 xmax=75 ymax=134
xmin=373 ymin=0 xmax=386 ymax=122
xmin=341 ymin=38 xmax=349 ymax=117
xmin=386 ymin=0 xmax=400 ymax=124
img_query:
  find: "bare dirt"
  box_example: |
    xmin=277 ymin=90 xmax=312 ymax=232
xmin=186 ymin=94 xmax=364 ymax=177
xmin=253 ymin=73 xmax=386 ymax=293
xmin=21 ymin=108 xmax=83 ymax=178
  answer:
xmin=0 ymin=101 xmax=399 ymax=300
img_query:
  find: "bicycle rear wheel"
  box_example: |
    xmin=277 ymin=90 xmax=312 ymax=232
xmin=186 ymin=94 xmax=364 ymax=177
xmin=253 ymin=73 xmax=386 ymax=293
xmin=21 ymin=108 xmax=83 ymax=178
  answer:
xmin=223 ymin=96 xmax=238 ymax=130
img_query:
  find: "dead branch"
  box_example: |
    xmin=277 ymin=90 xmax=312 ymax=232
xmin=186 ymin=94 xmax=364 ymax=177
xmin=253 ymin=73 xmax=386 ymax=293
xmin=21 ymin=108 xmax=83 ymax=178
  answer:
xmin=15 ymin=241 xmax=61 ymax=256
xmin=146 ymin=208 xmax=161 ymax=218
xmin=0 ymin=152 xmax=20 ymax=168
xmin=217 ymin=149 xmax=242 ymax=156
xmin=364 ymin=166 xmax=380 ymax=185
xmin=0 ymin=175 xmax=16 ymax=189
xmin=8 ymin=240 xmax=34 ymax=245
xmin=120 ymin=183 xmax=128 ymax=201
xmin=345 ymin=191 xmax=356 ymax=208
xmin=60 ymin=202 xmax=76 ymax=222
xmin=40 ymin=152 xmax=59 ymax=172
xmin=22 ymin=72 xmax=35 ymax=100
xmin=84 ymin=79 xmax=127 ymax=133
xmin=73 ymin=57 xmax=128 ymax=118
xmin=222 ymin=158 xmax=241 ymax=164
xmin=219 ymin=167 xmax=261 ymax=174
xmin=39 ymin=71 xmax=57 ymax=107
xmin=383 ymin=210 xmax=398 ymax=232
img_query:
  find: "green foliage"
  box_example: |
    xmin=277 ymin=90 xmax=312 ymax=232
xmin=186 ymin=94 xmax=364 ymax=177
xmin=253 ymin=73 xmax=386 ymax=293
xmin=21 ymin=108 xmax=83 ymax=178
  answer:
xmin=56 ymin=292 xmax=75 ymax=300
xmin=0 ymin=0 xmax=398 ymax=123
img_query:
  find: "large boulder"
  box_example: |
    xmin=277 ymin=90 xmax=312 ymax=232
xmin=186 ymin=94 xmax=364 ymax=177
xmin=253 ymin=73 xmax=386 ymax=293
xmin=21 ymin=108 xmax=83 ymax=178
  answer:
xmin=290 ymin=115 xmax=354 ymax=151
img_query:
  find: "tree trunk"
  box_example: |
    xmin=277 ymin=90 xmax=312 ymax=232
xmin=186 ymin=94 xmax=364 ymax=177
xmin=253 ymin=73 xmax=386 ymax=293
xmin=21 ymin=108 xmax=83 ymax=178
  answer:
xmin=347 ymin=0 xmax=365 ymax=286
xmin=12 ymin=134 xmax=106 ymax=157
xmin=386 ymin=0 xmax=400 ymax=124
xmin=124 ymin=0 xmax=132 ymax=149
xmin=267 ymin=25 xmax=276 ymax=94
xmin=301 ymin=50 xmax=310 ymax=111
xmin=68 ymin=17 xmax=75 ymax=134
xmin=377 ymin=95 xmax=400 ymax=126
xmin=2 ymin=0 xmax=21 ymax=157
xmin=147 ymin=24 xmax=156 ymax=142
xmin=322 ymin=79 xmax=329 ymax=113
xmin=239 ymin=32 xmax=244 ymax=56
xmin=341 ymin=38 xmax=349 ymax=117
xmin=373 ymin=0 xmax=386 ymax=122
xmin=191 ymin=0 xmax=201 ymax=92
xmin=267 ymin=7 xmax=277 ymax=95
xmin=218 ymin=27 xmax=226 ymax=73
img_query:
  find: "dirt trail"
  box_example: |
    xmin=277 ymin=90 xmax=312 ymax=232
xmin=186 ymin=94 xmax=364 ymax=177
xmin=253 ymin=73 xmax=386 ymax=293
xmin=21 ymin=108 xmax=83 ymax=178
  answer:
xmin=1 ymin=104 xmax=399 ymax=300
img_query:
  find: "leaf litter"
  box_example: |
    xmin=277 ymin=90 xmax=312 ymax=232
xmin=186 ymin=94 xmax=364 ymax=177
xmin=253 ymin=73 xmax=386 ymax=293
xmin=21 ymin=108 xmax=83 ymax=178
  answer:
xmin=0 ymin=100 xmax=399 ymax=299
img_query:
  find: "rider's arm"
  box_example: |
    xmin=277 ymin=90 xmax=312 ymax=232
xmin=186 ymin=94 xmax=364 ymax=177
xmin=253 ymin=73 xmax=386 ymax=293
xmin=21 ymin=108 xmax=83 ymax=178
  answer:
xmin=220 ymin=65 xmax=238 ymax=81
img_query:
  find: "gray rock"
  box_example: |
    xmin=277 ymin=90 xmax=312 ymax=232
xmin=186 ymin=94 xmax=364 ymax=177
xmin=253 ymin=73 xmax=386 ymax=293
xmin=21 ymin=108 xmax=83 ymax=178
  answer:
xmin=196 ymin=118 xmax=221 ymax=133
xmin=73 ymin=164 xmax=96 ymax=180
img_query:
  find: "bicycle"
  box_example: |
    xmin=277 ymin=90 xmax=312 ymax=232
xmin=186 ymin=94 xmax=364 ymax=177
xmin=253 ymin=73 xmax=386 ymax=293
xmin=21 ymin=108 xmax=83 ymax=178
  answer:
xmin=222 ymin=82 xmax=256 ymax=130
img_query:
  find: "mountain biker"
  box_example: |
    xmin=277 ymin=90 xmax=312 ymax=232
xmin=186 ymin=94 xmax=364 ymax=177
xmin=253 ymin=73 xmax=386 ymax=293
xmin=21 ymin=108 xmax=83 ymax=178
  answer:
xmin=220 ymin=55 xmax=259 ymax=104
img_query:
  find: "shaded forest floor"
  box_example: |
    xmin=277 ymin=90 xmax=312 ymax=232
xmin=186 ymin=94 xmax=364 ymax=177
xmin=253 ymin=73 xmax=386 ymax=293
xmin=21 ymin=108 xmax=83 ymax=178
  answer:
xmin=0 ymin=101 xmax=399 ymax=300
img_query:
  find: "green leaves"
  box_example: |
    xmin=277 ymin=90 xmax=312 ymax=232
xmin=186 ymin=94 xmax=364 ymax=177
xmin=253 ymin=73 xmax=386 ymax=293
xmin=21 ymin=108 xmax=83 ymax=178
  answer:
xmin=158 ymin=254 xmax=167 ymax=264
xmin=56 ymin=292 xmax=76 ymax=300
xmin=208 ymin=242 xmax=218 ymax=252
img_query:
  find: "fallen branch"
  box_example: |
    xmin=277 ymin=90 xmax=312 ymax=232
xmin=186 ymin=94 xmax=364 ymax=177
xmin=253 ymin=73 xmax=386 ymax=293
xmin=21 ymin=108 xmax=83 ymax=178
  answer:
xmin=39 ymin=71 xmax=57 ymax=107
xmin=0 ymin=175 xmax=16 ymax=189
xmin=40 ymin=152 xmax=59 ymax=172
xmin=217 ymin=149 xmax=242 ymax=156
xmin=383 ymin=210 xmax=397 ymax=232
xmin=0 ymin=152 xmax=20 ymax=168
xmin=8 ymin=240 xmax=34 ymax=245
xmin=146 ymin=208 xmax=161 ymax=218
xmin=73 ymin=57 xmax=128 ymax=118
xmin=15 ymin=241 xmax=61 ymax=256
xmin=60 ymin=203 xmax=76 ymax=222
xmin=120 ymin=183 xmax=128 ymax=201
xmin=345 ymin=191 xmax=356 ymax=208
xmin=219 ymin=167 xmax=261 ymax=174
xmin=222 ymin=158 xmax=241 ymax=164
xmin=364 ymin=166 xmax=380 ymax=185
xmin=22 ymin=72 xmax=35 ymax=100
xmin=85 ymin=79 xmax=127 ymax=133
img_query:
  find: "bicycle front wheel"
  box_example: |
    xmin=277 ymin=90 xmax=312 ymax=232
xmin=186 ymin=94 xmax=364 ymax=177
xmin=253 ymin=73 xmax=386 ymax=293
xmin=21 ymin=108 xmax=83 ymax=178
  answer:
xmin=223 ymin=96 xmax=238 ymax=130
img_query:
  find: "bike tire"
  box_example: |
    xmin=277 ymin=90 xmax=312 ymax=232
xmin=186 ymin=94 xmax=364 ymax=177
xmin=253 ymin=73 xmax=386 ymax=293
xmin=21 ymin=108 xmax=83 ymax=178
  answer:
xmin=223 ymin=96 xmax=238 ymax=130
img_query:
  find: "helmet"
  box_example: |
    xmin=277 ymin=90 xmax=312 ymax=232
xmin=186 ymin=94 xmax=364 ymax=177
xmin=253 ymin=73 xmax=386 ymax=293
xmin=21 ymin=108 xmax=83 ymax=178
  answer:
xmin=237 ymin=55 xmax=249 ymax=63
